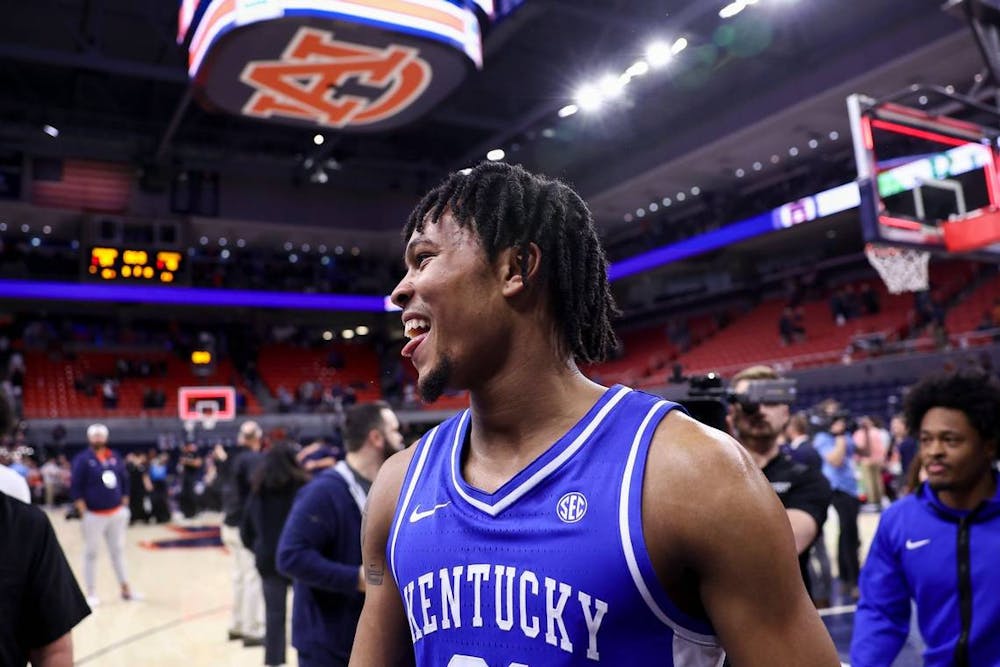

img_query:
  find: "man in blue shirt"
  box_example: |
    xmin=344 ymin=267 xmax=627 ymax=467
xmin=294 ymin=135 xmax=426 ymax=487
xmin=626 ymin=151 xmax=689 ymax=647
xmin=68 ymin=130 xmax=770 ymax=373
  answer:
xmin=277 ymin=402 xmax=404 ymax=667
xmin=812 ymin=404 xmax=861 ymax=600
xmin=851 ymin=370 xmax=1000 ymax=666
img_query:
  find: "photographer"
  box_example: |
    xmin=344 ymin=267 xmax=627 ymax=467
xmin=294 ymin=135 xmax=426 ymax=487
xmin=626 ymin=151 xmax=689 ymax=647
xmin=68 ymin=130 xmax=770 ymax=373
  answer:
xmin=812 ymin=399 xmax=862 ymax=600
xmin=728 ymin=366 xmax=832 ymax=595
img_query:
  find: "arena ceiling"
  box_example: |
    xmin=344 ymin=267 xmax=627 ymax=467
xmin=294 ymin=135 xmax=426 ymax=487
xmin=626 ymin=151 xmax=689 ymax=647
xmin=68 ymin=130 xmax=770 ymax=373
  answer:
xmin=0 ymin=0 xmax=987 ymax=234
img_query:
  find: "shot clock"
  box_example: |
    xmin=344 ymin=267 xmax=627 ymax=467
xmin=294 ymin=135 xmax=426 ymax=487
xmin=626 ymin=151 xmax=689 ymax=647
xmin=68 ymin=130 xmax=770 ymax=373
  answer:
xmin=86 ymin=246 xmax=185 ymax=283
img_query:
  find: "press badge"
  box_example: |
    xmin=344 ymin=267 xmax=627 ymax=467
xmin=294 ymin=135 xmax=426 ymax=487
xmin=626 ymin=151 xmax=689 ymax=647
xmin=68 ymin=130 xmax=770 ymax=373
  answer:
xmin=102 ymin=470 xmax=118 ymax=489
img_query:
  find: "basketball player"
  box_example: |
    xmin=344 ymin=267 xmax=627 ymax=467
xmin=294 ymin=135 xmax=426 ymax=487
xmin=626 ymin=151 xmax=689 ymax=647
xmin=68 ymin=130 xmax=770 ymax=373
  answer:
xmin=851 ymin=369 xmax=1000 ymax=665
xmin=350 ymin=163 xmax=839 ymax=665
xmin=70 ymin=423 xmax=136 ymax=607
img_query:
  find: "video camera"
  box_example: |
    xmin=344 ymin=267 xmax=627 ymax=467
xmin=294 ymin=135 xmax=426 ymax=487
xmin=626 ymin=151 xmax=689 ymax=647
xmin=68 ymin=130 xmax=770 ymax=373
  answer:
xmin=807 ymin=406 xmax=857 ymax=435
xmin=666 ymin=373 xmax=798 ymax=433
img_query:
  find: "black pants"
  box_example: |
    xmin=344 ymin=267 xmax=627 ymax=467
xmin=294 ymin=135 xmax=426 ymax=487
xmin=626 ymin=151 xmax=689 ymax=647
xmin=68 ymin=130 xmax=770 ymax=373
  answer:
xmin=261 ymin=574 xmax=289 ymax=666
xmin=831 ymin=490 xmax=861 ymax=587
xmin=297 ymin=647 xmax=347 ymax=667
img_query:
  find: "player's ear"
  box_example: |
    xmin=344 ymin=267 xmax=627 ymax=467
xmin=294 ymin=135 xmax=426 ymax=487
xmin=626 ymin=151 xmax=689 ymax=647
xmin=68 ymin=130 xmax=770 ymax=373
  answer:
xmin=499 ymin=242 xmax=541 ymax=297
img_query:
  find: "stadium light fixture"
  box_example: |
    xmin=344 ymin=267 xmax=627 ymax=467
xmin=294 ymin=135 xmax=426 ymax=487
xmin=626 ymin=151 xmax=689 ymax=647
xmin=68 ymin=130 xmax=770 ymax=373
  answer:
xmin=719 ymin=1 xmax=746 ymax=19
xmin=356 ymin=325 xmax=370 ymax=335
xmin=558 ymin=104 xmax=579 ymax=118
xmin=649 ymin=202 xmax=659 ymax=212
xmin=43 ymin=124 xmax=59 ymax=138
xmin=645 ymin=41 xmax=672 ymax=68
xmin=42 ymin=225 xmax=51 ymax=234
xmin=626 ymin=60 xmax=650 ymax=78
xmin=322 ymin=330 xmax=334 ymax=341
xmin=342 ymin=329 xmax=355 ymax=339
xmin=575 ymin=84 xmax=604 ymax=112
xmin=598 ymin=74 xmax=626 ymax=99
xmin=20 ymin=224 xmax=29 ymax=233
xmin=487 ymin=148 xmax=505 ymax=161
xmin=313 ymin=133 xmax=324 ymax=145
xmin=671 ymin=37 xmax=688 ymax=55
xmin=220 ymin=249 xmax=231 ymax=260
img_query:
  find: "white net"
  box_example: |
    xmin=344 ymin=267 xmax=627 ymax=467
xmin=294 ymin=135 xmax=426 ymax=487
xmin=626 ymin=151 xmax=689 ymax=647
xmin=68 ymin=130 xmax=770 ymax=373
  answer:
xmin=864 ymin=243 xmax=930 ymax=294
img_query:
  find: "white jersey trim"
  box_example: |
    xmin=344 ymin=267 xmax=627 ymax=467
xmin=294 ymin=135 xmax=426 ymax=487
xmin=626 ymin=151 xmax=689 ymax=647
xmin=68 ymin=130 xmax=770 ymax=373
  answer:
xmin=618 ymin=400 xmax=721 ymax=648
xmin=389 ymin=424 xmax=440 ymax=584
xmin=450 ymin=385 xmax=632 ymax=517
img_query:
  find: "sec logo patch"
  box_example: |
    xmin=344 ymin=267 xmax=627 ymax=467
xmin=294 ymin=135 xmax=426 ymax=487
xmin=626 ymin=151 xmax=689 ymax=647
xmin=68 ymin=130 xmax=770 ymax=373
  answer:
xmin=556 ymin=491 xmax=588 ymax=523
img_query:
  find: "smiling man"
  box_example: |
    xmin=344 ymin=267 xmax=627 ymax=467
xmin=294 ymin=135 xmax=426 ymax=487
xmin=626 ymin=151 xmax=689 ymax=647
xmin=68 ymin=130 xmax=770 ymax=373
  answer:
xmin=851 ymin=369 xmax=1000 ymax=667
xmin=349 ymin=162 xmax=839 ymax=666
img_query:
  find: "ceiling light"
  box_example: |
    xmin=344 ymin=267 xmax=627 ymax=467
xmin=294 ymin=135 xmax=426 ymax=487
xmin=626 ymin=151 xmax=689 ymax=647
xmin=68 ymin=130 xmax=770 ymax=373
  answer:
xmin=237 ymin=238 xmax=246 ymax=248
xmin=218 ymin=237 xmax=227 ymax=246
xmin=770 ymin=154 xmax=780 ymax=164
xmin=356 ymin=325 xmax=370 ymax=336
xmin=676 ymin=192 xmax=686 ymax=201
xmin=598 ymin=74 xmax=625 ymax=99
xmin=20 ymin=224 xmax=29 ymax=233
xmin=322 ymin=331 xmax=334 ymax=341
xmin=662 ymin=197 xmax=672 ymax=206
xmin=321 ymin=256 xmax=331 ymax=266
xmin=649 ymin=202 xmax=659 ymax=212
xmin=646 ymin=41 xmax=672 ymax=68
xmin=671 ymin=37 xmax=689 ymax=55
xmin=313 ymin=134 xmax=324 ymax=145
xmin=918 ymin=95 xmax=929 ymax=106
xmin=341 ymin=329 xmax=355 ymax=340
xmin=626 ymin=60 xmax=650 ymax=78
xmin=624 ymin=213 xmax=634 ymax=222
xmin=487 ymin=148 xmax=505 ymax=161
xmin=335 ymin=245 xmax=344 ymax=255
xmin=42 ymin=225 xmax=52 ymax=234
xmin=575 ymin=84 xmax=604 ymax=112
xmin=0 ymin=223 xmax=6 ymax=231
xmin=636 ymin=208 xmax=646 ymax=217
xmin=541 ymin=128 xmax=556 ymax=139
xmin=735 ymin=168 xmax=745 ymax=178
xmin=30 ymin=237 xmax=40 ymax=247
xmin=318 ymin=244 xmax=327 ymax=253
xmin=43 ymin=124 xmax=59 ymax=138
xmin=289 ymin=253 xmax=298 ymax=263
xmin=283 ymin=242 xmax=293 ymax=251
xmin=558 ymin=104 xmax=579 ymax=118
xmin=788 ymin=146 xmax=799 ymax=157
xmin=719 ymin=1 xmax=746 ymax=19
xmin=753 ymin=161 xmax=763 ymax=171
xmin=351 ymin=246 xmax=360 ymax=256
xmin=829 ymin=131 xmax=840 ymax=140
xmin=220 ymin=249 xmax=231 ymax=260
xmin=199 ymin=236 xmax=208 ymax=245
xmin=690 ymin=186 xmax=701 ymax=195
xmin=808 ymin=138 xmax=819 ymax=149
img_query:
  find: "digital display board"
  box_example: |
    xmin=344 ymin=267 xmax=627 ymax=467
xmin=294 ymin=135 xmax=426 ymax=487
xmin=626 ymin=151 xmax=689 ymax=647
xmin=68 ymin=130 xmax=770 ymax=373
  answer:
xmin=87 ymin=246 xmax=184 ymax=283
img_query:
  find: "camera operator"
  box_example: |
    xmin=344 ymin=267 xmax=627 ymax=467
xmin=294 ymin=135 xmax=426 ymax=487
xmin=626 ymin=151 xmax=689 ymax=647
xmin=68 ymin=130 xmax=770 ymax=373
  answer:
xmin=728 ymin=366 xmax=832 ymax=596
xmin=812 ymin=399 xmax=862 ymax=600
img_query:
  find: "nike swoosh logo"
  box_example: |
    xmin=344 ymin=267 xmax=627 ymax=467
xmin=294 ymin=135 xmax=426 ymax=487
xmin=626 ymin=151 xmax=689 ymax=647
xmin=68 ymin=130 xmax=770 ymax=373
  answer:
xmin=409 ymin=501 xmax=451 ymax=523
xmin=906 ymin=538 xmax=931 ymax=550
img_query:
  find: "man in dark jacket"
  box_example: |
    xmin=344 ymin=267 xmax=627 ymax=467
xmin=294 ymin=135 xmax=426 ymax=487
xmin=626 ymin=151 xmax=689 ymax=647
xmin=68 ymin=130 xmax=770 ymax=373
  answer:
xmin=851 ymin=370 xmax=1000 ymax=666
xmin=216 ymin=420 xmax=265 ymax=646
xmin=277 ymin=402 xmax=404 ymax=667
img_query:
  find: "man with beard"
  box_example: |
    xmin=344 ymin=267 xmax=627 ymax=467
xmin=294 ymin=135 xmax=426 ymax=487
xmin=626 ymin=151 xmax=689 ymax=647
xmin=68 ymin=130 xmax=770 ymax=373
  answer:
xmin=851 ymin=370 xmax=1000 ymax=666
xmin=728 ymin=366 xmax=831 ymax=596
xmin=70 ymin=423 xmax=137 ymax=607
xmin=277 ymin=401 xmax=404 ymax=667
xmin=350 ymin=162 xmax=839 ymax=666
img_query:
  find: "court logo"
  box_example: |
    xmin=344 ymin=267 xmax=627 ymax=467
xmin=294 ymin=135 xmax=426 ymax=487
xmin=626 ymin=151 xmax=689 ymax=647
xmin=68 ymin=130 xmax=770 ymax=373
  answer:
xmin=240 ymin=27 xmax=432 ymax=128
xmin=556 ymin=491 xmax=588 ymax=523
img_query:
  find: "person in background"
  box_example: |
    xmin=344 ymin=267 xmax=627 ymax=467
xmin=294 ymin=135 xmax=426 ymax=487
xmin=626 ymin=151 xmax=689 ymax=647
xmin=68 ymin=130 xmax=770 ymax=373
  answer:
xmin=278 ymin=402 xmax=404 ymax=667
xmin=70 ymin=423 xmax=137 ymax=607
xmin=241 ymin=442 xmax=310 ymax=667
xmin=217 ymin=421 xmax=265 ymax=647
xmin=851 ymin=370 xmax=1000 ymax=665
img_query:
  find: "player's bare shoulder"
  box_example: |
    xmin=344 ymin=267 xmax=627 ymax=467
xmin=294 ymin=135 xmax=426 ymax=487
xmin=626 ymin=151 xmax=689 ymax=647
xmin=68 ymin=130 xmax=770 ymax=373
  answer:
xmin=643 ymin=409 xmax=772 ymax=544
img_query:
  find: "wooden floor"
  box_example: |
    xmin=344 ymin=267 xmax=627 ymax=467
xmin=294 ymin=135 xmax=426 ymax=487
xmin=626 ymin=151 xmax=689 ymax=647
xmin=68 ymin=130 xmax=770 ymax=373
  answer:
xmin=48 ymin=506 xmax=884 ymax=666
xmin=50 ymin=509 xmax=294 ymax=667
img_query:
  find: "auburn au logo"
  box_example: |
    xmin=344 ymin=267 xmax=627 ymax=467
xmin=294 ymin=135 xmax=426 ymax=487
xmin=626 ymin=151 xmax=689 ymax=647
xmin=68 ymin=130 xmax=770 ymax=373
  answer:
xmin=239 ymin=27 xmax=432 ymax=128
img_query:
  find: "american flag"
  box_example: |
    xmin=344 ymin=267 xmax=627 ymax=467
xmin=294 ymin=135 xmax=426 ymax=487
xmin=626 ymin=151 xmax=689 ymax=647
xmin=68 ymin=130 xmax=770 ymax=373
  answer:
xmin=31 ymin=158 xmax=131 ymax=213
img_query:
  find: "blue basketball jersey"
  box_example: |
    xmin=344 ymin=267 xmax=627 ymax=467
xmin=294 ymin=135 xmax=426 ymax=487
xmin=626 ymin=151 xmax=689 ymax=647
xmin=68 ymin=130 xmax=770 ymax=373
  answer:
xmin=388 ymin=385 xmax=725 ymax=666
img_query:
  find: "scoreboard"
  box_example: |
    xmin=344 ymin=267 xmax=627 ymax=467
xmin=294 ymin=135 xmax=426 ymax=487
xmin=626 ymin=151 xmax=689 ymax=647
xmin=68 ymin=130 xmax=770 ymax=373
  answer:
xmin=86 ymin=246 xmax=185 ymax=283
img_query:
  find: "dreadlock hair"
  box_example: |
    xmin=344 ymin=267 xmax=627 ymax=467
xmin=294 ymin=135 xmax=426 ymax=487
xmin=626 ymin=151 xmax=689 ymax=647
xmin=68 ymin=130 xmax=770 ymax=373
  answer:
xmin=903 ymin=368 xmax=1000 ymax=459
xmin=404 ymin=161 xmax=620 ymax=363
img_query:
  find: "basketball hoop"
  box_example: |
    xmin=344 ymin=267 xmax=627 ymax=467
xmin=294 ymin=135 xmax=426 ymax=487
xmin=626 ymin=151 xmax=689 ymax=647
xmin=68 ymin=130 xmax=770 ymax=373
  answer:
xmin=864 ymin=243 xmax=930 ymax=294
xmin=194 ymin=400 xmax=220 ymax=431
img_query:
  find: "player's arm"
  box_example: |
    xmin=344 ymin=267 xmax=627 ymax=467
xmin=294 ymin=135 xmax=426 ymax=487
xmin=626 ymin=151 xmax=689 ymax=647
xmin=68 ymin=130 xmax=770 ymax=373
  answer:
xmin=28 ymin=631 xmax=73 ymax=667
xmin=646 ymin=412 xmax=840 ymax=666
xmin=849 ymin=515 xmax=910 ymax=665
xmin=349 ymin=447 xmax=416 ymax=667
xmin=785 ymin=468 xmax=831 ymax=555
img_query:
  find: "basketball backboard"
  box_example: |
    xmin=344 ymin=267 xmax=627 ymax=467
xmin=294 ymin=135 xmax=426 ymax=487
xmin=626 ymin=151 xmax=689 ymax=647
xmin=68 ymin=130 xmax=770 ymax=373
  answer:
xmin=848 ymin=92 xmax=1000 ymax=258
xmin=177 ymin=385 xmax=236 ymax=430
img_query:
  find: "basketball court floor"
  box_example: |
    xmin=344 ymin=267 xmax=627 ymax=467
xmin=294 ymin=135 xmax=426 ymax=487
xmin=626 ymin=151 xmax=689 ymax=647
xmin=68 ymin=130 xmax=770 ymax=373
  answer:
xmin=47 ymin=506 xmax=918 ymax=666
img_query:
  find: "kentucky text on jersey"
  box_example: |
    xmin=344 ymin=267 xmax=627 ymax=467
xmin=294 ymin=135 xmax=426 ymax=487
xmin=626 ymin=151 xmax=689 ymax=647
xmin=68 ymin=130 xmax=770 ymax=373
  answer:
xmin=400 ymin=564 xmax=608 ymax=660
xmin=388 ymin=385 xmax=726 ymax=666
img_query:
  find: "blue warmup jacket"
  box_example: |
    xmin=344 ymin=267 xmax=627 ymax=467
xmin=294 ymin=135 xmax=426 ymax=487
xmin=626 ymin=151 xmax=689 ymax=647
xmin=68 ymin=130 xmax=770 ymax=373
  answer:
xmin=850 ymin=476 xmax=1000 ymax=666
xmin=275 ymin=466 xmax=366 ymax=663
xmin=70 ymin=448 xmax=129 ymax=511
